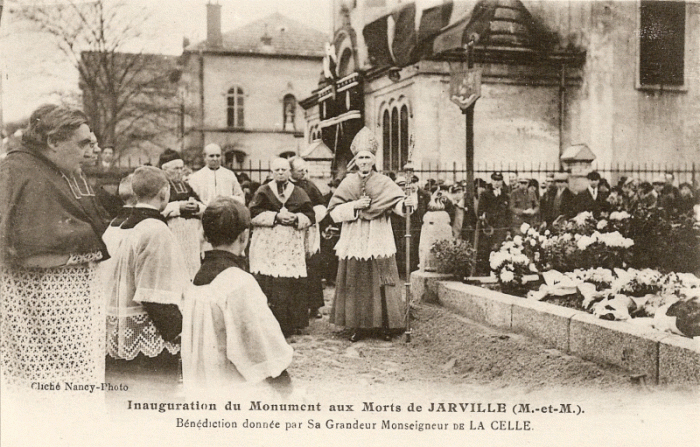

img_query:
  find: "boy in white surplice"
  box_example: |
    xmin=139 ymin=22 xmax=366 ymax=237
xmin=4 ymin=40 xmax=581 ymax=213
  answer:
xmin=103 ymin=166 xmax=189 ymax=363
xmin=182 ymin=197 xmax=293 ymax=395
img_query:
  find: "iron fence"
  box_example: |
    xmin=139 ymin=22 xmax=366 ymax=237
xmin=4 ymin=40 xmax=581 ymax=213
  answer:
xmin=406 ymin=161 xmax=698 ymax=187
xmin=100 ymin=159 xmax=699 ymax=189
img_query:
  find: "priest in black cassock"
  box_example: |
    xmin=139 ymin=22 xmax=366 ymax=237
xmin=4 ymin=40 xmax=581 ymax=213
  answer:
xmin=290 ymin=156 xmax=327 ymax=319
xmin=248 ymin=158 xmax=315 ymax=337
xmin=159 ymin=149 xmax=205 ymax=279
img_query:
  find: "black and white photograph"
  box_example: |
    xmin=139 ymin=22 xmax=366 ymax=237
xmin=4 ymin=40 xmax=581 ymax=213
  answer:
xmin=0 ymin=0 xmax=699 ymax=446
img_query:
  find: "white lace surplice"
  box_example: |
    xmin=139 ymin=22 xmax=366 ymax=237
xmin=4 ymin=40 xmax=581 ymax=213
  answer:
xmin=0 ymin=263 xmax=105 ymax=389
xmin=102 ymin=219 xmax=188 ymax=359
xmin=167 ymin=217 xmax=203 ymax=280
xmin=330 ymin=201 xmax=399 ymax=260
xmin=182 ymin=267 xmax=293 ymax=393
xmin=249 ymin=211 xmax=308 ymax=278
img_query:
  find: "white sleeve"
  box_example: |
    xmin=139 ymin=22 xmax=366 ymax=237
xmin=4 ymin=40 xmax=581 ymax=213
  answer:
xmin=312 ymin=204 xmax=327 ymax=223
xmin=296 ymin=213 xmax=312 ymax=230
xmin=330 ymin=201 xmax=358 ymax=223
xmin=251 ymin=211 xmax=277 ymax=227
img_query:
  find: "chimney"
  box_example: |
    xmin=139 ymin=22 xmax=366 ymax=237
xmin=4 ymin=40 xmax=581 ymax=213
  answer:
xmin=206 ymin=2 xmax=222 ymax=48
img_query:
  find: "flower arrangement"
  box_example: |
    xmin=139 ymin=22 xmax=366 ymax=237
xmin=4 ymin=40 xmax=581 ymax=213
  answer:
xmin=489 ymin=226 xmax=541 ymax=294
xmin=528 ymin=266 xmax=700 ymax=337
xmin=430 ymin=238 xmax=475 ymax=279
xmin=541 ymin=231 xmax=633 ymax=272
xmin=552 ymin=211 xmax=597 ymax=236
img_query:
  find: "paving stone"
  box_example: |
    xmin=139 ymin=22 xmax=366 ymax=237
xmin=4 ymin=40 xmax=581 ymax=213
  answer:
xmin=511 ymin=299 xmax=583 ymax=352
xmin=658 ymin=335 xmax=700 ymax=384
xmin=437 ymin=282 xmax=515 ymax=329
xmin=569 ymin=313 xmax=667 ymax=383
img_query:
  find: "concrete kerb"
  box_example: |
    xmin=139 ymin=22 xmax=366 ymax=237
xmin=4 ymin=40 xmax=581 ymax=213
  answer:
xmin=437 ymin=281 xmax=516 ymax=329
xmin=410 ymin=272 xmax=452 ymax=304
xmin=569 ymin=313 xmax=666 ymax=383
xmin=411 ymin=271 xmax=700 ymax=384
xmin=659 ymin=335 xmax=700 ymax=384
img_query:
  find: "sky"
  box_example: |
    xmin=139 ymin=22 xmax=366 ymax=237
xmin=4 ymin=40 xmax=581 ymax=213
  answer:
xmin=0 ymin=0 xmax=333 ymax=123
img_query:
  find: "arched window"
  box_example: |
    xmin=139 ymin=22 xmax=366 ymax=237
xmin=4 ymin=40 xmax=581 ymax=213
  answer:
xmin=283 ymin=94 xmax=296 ymax=131
xmin=400 ymin=105 xmax=409 ymax=169
xmin=382 ymin=110 xmax=391 ymax=171
xmin=381 ymin=102 xmax=410 ymax=173
xmin=227 ymin=86 xmax=244 ymax=128
xmin=337 ymin=48 xmax=355 ymax=78
xmin=390 ymin=108 xmax=399 ymax=172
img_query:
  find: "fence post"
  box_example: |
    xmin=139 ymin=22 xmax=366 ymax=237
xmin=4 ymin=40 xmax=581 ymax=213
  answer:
xmin=693 ymin=162 xmax=696 ymax=188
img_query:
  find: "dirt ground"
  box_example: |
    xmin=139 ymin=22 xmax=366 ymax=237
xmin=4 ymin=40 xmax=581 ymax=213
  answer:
xmin=7 ymin=283 xmax=696 ymax=447
xmin=289 ymin=285 xmax=640 ymax=398
xmin=103 ymin=283 xmax=696 ymax=401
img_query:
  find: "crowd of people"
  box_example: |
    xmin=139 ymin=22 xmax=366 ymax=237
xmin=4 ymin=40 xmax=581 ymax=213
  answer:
xmin=2 ymin=104 xmax=698 ymax=400
xmin=0 ymin=107 xmax=416 ymax=400
xmin=385 ymin=168 xmax=699 ymax=274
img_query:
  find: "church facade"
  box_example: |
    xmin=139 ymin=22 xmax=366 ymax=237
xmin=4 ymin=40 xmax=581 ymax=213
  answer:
xmin=301 ymin=0 xmax=700 ymax=184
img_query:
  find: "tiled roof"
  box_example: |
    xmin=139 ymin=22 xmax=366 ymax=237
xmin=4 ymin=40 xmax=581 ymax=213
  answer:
xmin=187 ymin=12 xmax=327 ymax=58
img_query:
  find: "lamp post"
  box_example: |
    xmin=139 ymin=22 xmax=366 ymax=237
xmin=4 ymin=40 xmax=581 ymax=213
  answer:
xmin=449 ymin=39 xmax=481 ymax=276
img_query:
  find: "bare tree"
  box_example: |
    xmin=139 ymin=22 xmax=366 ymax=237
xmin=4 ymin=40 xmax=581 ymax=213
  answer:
xmin=11 ymin=0 xmax=184 ymax=159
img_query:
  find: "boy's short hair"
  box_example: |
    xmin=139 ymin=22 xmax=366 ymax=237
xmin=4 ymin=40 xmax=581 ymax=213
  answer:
xmin=202 ymin=197 xmax=251 ymax=246
xmin=131 ymin=166 xmax=169 ymax=201
xmin=118 ymin=173 xmax=137 ymax=205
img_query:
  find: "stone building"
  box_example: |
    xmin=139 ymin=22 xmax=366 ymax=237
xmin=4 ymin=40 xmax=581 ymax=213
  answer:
xmin=301 ymin=0 xmax=700 ymax=183
xmin=180 ymin=3 xmax=328 ymax=171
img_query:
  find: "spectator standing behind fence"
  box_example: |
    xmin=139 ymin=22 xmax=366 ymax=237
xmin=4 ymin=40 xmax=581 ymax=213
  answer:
xmin=248 ymin=158 xmax=315 ymax=337
xmin=653 ymin=175 xmax=676 ymax=214
xmin=0 ymin=104 xmax=108 ymax=391
xmin=540 ymin=172 xmax=576 ymax=228
xmin=159 ymin=149 xmax=205 ymax=280
xmin=677 ymin=182 xmax=698 ymax=215
xmin=636 ymin=181 xmax=657 ymax=209
xmin=575 ymin=171 xmax=609 ymax=217
xmin=477 ymin=172 xmax=510 ymax=273
xmin=451 ymin=182 xmax=477 ymax=242
xmin=510 ymin=176 xmax=539 ymax=234
xmin=188 ymin=143 xmax=245 ymax=206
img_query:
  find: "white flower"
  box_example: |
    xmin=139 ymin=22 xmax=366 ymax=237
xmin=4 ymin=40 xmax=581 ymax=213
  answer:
xmin=577 ymin=235 xmax=595 ymax=250
xmin=609 ymin=211 xmax=631 ymax=221
xmin=513 ymin=235 xmax=523 ymax=245
xmin=596 ymin=219 xmax=608 ymax=230
xmin=529 ymin=263 xmax=538 ymax=273
xmin=520 ymin=222 xmax=530 ymax=234
xmin=573 ymin=211 xmax=593 ymax=226
xmin=544 ymin=230 xmax=551 ymax=236
xmin=529 ymin=239 xmax=536 ymax=247
xmin=489 ymin=252 xmax=506 ymax=270
xmin=500 ymin=270 xmax=515 ymax=283
xmin=527 ymin=228 xmax=538 ymax=237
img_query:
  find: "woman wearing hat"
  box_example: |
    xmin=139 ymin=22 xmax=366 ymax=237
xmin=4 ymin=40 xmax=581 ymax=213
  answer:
xmin=327 ymin=127 xmax=411 ymax=342
xmin=159 ymin=148 xmax=205 ymax=279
